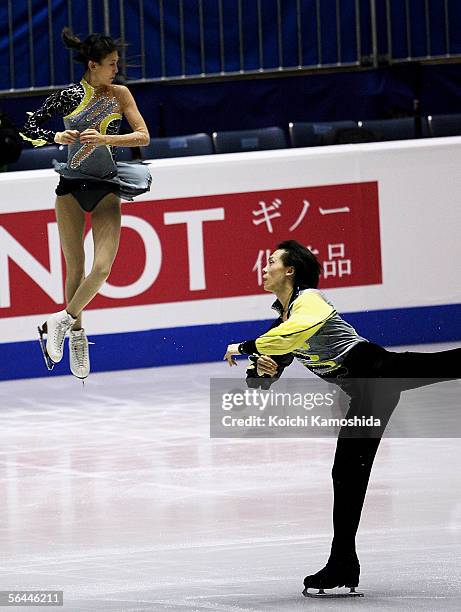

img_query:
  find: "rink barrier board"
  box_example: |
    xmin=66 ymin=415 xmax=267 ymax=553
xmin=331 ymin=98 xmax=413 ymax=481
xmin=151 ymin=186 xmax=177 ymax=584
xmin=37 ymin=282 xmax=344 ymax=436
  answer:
xmin=1 ymin=139 xmax=461 ymax=379
xmin=1 ymin=302 xmax=460 ymax=381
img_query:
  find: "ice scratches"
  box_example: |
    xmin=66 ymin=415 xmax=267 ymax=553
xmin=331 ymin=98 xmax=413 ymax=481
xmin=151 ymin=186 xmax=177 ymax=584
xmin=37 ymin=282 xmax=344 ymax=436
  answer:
xmin=448 ymin=503 xmax=461 ymax=531
xmin=157 ymin=599 xmax=260 ymax=611
xmin=0 ymin=356 xmax=460 ymax=611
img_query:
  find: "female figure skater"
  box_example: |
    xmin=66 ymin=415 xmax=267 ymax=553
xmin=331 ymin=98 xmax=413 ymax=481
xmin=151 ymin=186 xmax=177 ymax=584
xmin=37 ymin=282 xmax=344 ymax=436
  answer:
xmin=224 ymin=240 xmax=460 ymax=598
xmin=21 ymin=28 xmax=151 ymax=380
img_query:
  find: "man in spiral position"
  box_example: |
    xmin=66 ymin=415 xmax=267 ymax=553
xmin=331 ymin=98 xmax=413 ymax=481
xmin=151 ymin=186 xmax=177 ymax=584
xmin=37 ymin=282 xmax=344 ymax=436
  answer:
xmin=224 ymin=240 xmax=460 ymax=598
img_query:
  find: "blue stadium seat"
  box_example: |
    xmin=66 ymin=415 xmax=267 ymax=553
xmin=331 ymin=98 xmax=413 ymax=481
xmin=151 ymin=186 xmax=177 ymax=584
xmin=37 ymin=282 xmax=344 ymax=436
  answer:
xmin=141 ymin=133 xmax=213 ymax=159
xmin=212 ymin=127 xmax=287 ymax=154
xmin=358 ymin=118 xmax=429 ymax=141
xmin=428 ymin=114 xmax=461 ymax=138
xmin=289 ymin=121 xmax=357 ymax=147
xmin=8 ymin=145 xmax=67 ymax=171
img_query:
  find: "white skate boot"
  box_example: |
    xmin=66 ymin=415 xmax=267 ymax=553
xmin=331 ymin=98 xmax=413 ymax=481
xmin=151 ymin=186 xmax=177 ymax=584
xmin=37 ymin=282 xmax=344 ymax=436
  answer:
xmin=38 ymin=309 xmax=76 ymax=369
xmin=69 ymin=329 xmax=90 ymax=380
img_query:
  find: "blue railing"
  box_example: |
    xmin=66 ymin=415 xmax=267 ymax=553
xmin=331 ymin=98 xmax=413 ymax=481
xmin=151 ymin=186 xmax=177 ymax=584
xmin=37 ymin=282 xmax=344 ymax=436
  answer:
xmin=0 ymin=0 xmax=460 ymax=94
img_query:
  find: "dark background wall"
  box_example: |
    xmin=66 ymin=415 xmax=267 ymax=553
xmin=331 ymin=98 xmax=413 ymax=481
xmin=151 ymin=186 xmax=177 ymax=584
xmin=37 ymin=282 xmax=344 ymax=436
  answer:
xmin=1 ymin=0 xmax=461 ymax=138
xmin=2 ymin=64 xmax=461 ymax=140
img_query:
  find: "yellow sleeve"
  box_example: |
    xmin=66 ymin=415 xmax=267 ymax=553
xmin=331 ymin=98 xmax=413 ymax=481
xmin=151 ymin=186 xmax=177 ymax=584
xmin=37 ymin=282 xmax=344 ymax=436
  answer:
xmin=255 ymin=291 xmax=335 ymax=355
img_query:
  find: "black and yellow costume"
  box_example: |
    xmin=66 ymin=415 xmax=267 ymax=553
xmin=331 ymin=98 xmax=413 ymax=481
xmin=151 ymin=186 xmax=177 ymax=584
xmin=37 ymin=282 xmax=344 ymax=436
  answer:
xmin=238 ymin=286 xmax=461 ymax=590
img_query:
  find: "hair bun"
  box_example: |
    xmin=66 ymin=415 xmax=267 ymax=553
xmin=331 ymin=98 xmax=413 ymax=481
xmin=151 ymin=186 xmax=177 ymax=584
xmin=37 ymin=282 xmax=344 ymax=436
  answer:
xmin=61 ymin=27 xmax=82 ymax=50
xmin=61 ymin=27 xmax=124 ymax=65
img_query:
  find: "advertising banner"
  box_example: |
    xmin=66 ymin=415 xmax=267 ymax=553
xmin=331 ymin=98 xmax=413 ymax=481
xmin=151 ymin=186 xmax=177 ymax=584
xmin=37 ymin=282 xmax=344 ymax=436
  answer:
xmin=0 ymin=181 xmax=381 ymax=319
xmin=0 ymin=138 xmax=460 ymax=379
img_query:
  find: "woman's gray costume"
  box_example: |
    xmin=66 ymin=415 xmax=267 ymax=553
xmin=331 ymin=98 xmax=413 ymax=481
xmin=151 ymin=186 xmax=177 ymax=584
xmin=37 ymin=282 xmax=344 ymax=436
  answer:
xmin=21 ymin=78 xmax=151 ymax=211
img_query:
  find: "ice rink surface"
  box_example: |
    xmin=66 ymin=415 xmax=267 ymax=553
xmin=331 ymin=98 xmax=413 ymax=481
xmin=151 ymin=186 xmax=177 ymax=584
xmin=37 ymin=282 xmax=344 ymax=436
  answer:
xmin=0 ymin=342 xmax=460 ymax=612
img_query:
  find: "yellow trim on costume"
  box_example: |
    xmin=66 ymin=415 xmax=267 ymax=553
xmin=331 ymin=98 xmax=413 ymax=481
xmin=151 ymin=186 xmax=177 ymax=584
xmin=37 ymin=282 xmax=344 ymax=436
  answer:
xmin=19 ymin=131 xmax=48 ymax=148
xmin=100 ymin=113 xmax=122 ymax=154
xmin=64 ymin=79 xmax=94 ymax=119
xmin=100 ymin=112 xmax=122 ymax=135
xmin=311 ymin=360 xmax=338 ymax=369
xmin=255 ymin=291 xmax=335 ymax=355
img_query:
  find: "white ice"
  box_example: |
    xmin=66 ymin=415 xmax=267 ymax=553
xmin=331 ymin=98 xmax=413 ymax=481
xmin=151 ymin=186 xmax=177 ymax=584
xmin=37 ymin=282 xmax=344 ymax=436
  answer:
xmin=0 ymin=342 xmax=460 ymax=611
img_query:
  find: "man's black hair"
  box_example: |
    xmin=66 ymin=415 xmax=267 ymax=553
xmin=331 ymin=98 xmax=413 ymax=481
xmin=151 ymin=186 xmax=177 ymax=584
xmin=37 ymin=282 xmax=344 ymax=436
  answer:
xmin=276 ymin=240 xmax=321 ymax=289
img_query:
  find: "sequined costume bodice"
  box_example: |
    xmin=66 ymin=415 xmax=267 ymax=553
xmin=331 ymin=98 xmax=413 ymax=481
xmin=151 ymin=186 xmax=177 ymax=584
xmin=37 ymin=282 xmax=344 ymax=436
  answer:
xmin=20 ymin=78 xmax=152 ymax=205
xmin=21 ymin=79 xmax=122 ymax=178
xmin=63 ymin=80 xmax=122 ymax=178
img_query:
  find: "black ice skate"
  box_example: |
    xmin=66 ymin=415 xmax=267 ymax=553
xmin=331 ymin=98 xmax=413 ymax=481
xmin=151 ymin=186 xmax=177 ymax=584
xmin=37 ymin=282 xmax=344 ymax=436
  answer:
xmin=38 ymin=324 xmax=54 ymax=371
xmin=302 ymin=552 xmax=364 ymax=598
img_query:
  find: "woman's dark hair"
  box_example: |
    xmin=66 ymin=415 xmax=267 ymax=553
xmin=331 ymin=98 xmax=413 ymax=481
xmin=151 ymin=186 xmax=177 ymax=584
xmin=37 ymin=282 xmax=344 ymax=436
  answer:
xmin=277 ymin=240 xmax=321 ymax=289
xmin=61 ymin=27 xmax=125 ymax=65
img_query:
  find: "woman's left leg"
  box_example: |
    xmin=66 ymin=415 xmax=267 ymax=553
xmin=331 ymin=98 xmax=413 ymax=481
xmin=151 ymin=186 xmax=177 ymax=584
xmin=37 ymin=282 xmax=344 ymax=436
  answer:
xmin=55 ymin=194 xmax=86 ymax=330
xmin=66 ymin=193 xmax=121 ymax=317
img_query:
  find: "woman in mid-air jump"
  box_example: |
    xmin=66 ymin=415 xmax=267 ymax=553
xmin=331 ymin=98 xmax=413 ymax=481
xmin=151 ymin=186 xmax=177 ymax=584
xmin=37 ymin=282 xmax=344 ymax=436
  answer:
xmin=224 ymin=239 xmax=460 ymax=598
xmin=21 ymin=28 xmax=151 ymax=380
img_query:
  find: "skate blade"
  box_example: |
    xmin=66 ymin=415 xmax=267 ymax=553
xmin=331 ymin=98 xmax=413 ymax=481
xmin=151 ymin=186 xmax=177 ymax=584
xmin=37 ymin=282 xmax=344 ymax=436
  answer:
xmin=72 ymin=374 xmax=88 ymax=384
xmin=71 ymin=375 xmax=88 ymax=382
xmin=38 ymin=326 xmax=55 ymax=371
xmin=71 ymin=366 xmax=89 ymax=382
xmin=303 ymin=587 xmax=364 ymax=598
